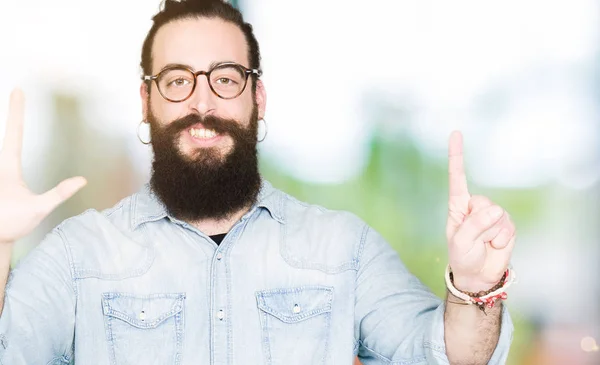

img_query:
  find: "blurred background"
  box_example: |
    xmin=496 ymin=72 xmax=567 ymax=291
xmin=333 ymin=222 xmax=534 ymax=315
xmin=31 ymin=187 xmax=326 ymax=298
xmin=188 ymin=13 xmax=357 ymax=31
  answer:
xmin=0 ymin=0 xmax=599 ymax=364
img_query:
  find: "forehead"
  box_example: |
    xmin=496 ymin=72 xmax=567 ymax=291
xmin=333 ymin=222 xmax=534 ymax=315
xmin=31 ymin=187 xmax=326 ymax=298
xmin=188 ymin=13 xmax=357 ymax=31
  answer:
xmin=152 ymin=17 xmax=249 ymax=73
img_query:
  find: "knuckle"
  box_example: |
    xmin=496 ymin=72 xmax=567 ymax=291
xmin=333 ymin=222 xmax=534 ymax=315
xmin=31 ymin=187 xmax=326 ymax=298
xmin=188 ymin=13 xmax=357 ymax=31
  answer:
xmin=501 ymin=212 xmax=515 ymax=230
xmin=471 ymin=195 xmax=491 ymax=204
xmin=483 ymin=206 xmax=502 ymax=223
xmin=477 ymin=216 xmax=493 ymax=230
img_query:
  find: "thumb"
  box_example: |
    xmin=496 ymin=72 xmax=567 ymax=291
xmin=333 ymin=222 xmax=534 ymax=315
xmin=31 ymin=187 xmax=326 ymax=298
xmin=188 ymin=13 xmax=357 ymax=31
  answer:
xmin=37 ymin=177 xmax=87 ymax=215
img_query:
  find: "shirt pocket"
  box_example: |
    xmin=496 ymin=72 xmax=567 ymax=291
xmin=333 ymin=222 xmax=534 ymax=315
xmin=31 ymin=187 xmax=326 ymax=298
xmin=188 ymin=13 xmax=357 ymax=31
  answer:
xmin=102 ymin=292 xmax=185 ymax=365
xmin=256 ymin=285 xmax=333 ymax=365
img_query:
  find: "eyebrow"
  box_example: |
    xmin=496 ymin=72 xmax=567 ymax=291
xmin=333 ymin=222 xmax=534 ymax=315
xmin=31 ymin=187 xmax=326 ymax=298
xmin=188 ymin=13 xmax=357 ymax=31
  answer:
xmin=158 ymin=61 xmax=243 ymax=73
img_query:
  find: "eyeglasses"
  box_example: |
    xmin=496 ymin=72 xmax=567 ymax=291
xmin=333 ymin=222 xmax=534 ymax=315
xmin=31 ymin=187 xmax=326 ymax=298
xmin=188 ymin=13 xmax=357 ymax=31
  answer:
xmin=143 ymin=62 xmax=262 ymax=102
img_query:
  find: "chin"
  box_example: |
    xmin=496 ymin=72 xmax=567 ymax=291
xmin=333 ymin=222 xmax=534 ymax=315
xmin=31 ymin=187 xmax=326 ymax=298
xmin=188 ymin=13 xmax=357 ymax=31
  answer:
xmin=183 ymin=144 xmax=232 ymax=162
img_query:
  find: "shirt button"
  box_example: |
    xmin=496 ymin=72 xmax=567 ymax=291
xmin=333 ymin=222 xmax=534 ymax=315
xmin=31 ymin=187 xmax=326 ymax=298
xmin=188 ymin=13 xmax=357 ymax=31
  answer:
xmin=293 ymin=304 xmax=301 ymax=314
xmin=217 ymin=310 xmax=225 ymax=320
xmin=216 ymin=252 xmax=223 ymax=261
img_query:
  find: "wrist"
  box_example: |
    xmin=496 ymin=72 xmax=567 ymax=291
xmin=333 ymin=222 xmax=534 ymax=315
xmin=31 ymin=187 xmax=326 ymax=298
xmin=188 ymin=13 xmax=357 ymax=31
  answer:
xmin=445 ymin=265 xmax=515 ymax=313
xmin=452 ymin=276 xmax=500 ymax=294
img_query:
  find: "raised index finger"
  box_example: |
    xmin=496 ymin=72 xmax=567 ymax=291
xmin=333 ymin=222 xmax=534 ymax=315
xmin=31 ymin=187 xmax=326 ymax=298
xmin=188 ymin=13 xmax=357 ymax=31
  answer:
xmin=448 ymin=130 xmax=469 ymax=198
xmin=1 ymin=89 xmax=25 ymax=157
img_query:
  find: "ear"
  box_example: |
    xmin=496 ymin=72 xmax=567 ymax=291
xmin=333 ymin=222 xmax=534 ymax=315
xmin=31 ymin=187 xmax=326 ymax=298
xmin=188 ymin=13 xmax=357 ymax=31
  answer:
xmin=255 ymin=79 xmax=267 ymax=120
xmin=140 ymin=82 xmax=150 ymax=121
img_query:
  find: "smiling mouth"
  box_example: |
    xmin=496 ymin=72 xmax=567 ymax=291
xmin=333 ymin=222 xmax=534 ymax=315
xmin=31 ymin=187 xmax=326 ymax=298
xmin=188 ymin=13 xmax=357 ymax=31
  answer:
xmin=189 ymin=126 xmax=219 ymax=139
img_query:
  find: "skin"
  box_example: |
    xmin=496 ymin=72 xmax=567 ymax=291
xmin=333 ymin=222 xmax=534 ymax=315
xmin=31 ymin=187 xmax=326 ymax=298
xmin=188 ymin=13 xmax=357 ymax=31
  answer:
xmin=444 ymin=131 xmax=516 ymax=364
xmin=141 ymin=18 xmax=266 ymax=158
xmin=0 ymin=18 xmax=515 ymax=364
xmin=446 ymin=131 xmax=515 ymax=293
xmin=0 ymin=89 xmax=87 ymax=312
xmin=140 ymin=17 xmax=267 ymax=234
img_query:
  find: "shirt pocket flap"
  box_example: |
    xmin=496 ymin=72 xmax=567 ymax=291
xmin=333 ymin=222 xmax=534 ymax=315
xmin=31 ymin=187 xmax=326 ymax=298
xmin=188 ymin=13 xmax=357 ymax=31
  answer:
xmin=256 ymin=286 xmax=333 ymax=324
xmin=102 ymin=292 xmax=185 ymax=329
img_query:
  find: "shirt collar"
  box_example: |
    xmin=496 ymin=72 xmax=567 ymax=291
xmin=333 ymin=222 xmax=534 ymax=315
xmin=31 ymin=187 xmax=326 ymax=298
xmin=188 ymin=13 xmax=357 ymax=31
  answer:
xmin=252 ymin=179 xmax=285 ymax=223
xmin=130 ymin=178 xmax=285 ymax=229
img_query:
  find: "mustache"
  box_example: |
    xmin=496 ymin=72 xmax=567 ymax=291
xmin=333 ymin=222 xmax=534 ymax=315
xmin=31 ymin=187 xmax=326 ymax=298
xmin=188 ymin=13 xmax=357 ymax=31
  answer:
xmin=164 ymin=113 xmax=248 ymax=138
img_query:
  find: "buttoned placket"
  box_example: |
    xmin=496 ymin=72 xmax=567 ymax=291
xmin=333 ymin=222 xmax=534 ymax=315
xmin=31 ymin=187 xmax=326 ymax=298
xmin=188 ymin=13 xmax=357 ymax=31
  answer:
xmin=209 ymin=208 xmax=258 ymax=365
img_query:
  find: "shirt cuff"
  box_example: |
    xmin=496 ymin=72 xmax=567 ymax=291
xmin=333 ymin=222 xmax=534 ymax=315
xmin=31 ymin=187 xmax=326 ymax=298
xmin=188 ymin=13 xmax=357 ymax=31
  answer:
xmin=424 ymin=302 xmax=515 ymax=364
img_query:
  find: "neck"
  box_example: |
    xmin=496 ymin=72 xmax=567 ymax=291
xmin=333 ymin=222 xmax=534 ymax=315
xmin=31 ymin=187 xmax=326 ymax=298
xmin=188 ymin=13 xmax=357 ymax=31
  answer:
xmin=188 ymin=204 xmax=252 ymax=236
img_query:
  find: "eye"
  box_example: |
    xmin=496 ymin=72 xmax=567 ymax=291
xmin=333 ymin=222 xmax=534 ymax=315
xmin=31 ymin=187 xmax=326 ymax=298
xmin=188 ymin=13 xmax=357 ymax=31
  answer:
xmin=169 ymin=78 xmax=191 ymax=87
xmin=216 ymin=77 xmax=234 ymax=85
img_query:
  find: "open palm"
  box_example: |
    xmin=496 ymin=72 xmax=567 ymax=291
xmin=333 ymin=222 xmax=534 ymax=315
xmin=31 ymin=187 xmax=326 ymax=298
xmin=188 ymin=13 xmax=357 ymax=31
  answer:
xmin=0 ymin=89 xmax=86 ymax=245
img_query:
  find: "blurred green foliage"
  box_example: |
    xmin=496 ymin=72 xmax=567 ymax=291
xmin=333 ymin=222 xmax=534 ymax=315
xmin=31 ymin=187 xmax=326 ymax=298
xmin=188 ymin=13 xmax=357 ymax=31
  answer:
xmin=261 ymin=132 xmax=544 ymax=365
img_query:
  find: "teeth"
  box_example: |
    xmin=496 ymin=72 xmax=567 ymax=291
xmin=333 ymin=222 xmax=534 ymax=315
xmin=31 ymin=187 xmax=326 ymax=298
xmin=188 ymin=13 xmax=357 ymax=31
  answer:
xmin=190 ymin=128 xmax=218 ymax=139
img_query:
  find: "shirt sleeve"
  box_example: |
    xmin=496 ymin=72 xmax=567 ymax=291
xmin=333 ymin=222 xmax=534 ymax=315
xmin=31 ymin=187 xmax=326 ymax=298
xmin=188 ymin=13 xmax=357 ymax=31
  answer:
xmin=354 ymin=226 xmax=514 ymax=364
xmin=0 ymin=228 xmax=76 ymax=365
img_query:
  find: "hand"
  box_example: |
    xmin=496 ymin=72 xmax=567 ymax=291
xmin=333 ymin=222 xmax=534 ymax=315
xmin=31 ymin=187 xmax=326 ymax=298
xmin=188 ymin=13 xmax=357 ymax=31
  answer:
xmin=0 ymin=89 xmax=87 ymax=245
xmin=446 ymin=131 xmax=516 ymax=293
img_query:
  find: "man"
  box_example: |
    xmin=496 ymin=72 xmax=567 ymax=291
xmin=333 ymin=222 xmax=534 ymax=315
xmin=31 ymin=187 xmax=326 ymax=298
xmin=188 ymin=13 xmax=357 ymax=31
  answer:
xmin=0 ymin=0 xmax=516 ymax=364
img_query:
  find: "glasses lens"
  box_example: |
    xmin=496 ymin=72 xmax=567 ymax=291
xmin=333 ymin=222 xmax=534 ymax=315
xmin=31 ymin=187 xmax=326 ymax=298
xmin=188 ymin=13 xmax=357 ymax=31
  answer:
xmin=157 ymin=68 xmax=195 ymax=101
xmin=209 ymin=65 xmax=246 ymax=98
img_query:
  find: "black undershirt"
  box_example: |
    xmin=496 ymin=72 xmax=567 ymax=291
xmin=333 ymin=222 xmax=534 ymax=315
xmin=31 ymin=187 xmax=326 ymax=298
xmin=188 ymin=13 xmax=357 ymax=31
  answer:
xmin=210 ymin=233 xmax=227 ymax=245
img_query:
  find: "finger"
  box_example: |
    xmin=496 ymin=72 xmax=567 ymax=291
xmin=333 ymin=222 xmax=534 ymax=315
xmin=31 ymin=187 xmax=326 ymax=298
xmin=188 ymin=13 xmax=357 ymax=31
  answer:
xmin=478 ymin=224 xmax=504 ymax=243
xmin=486 ymin=235 xmax=516 ymax=273
xmin=1 ymin=89 xmax=25 ymax=158
xmin=448 ymin=130 xmax=469 ymax=198
xmin=453 ymin=205 xmax=504 ymax=244
xmin=490 ymin=228 xmax=513 ymax=249
xmin=37 ymin=177 xmax=87 ymax=215
xmin=468 ymin=195 xmax=493 ymax=214
xmin=490 ymin=213 xmax=515 ymax=248
xmin=477 ymin=208 xmax=515 ymax=241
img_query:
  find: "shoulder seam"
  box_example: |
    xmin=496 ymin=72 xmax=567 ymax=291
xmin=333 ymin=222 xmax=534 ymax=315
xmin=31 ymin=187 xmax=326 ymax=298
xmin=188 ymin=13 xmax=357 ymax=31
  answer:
xmin=355 ymin=224 xmax=370 ymax=272
xmin=282 ymin=193 xmax=329 ymax=213
xmin=103 ymin=197 xmax=129 ymax=218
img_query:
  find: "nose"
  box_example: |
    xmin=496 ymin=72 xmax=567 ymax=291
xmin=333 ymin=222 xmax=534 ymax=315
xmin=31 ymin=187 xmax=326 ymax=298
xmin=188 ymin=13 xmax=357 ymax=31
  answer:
xmin=188 ymin=74 xmax=216 ymax=115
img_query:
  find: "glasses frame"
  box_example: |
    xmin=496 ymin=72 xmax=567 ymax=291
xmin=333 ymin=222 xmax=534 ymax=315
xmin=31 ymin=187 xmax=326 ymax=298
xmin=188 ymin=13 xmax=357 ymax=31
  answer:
xmin=142 ymin=62 xmax=262 ymax=102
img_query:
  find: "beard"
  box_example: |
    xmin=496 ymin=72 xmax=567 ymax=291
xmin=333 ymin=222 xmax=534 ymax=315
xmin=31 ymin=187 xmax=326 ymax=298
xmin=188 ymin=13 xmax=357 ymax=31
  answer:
xmin=147 ymin=104 xmax=261 ymax=222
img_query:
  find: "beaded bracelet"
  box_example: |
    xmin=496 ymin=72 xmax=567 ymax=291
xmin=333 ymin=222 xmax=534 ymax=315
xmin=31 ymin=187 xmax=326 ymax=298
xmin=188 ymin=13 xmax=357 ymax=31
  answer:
xmin=449 ymin=271 xmax=507 ymax=298
xmin=445 ymin=265 xmax=517 ymax=314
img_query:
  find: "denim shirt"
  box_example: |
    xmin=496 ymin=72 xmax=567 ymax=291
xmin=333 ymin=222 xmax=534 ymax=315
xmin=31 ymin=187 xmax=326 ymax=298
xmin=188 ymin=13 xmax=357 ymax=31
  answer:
xmin=0 ymin=180 xmax=513 ymax=365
